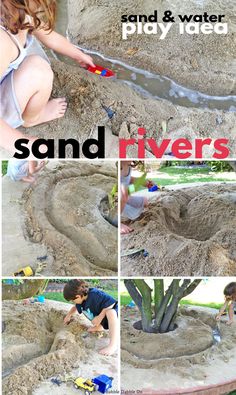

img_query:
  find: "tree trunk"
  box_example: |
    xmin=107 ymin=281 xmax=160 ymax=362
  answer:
xmin=125 ymin=279 xmax=202 ymax=334
xmin=134 ymin=280 xmax=153 ymax=332
xmin=154 ymin=280 xmax=177 ymax=329
xmin=124 ymin=280 xmax=142 ymax=313
xmin=159 ymin=280 xmax=180 ymax=333
xmin=154 ymin=279 xmax=164 ymax=318
xmin=159 ymin=279 xmax=201 ymax=333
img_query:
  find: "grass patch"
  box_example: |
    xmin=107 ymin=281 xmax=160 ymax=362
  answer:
xmin=180 ymin=299 xmax=221 ymax=310
xmin=121 ymin=294 xmax=132 ymax=306
xmin=44 ymin=289 xmax=118 ymax=303
xmin=120 ymin=293 xmax=222 ymax=310
xmin=2 ymin=161 xmax=8 ymax=176
xmin=150 ymin=166 xmax=234 ymax=186
xmin=43 ymin=292 xmax=70 ymax=303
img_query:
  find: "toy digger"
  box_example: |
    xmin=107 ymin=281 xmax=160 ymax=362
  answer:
xmin=73 ymin=377 xmax=98 ymax=394
xmin=13 ymin=266 xmax=34 ymax=277
xmin=59 ymin=375 xmax=98 ymax=395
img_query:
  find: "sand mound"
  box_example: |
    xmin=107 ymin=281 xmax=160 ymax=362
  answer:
xmin=23 ymin=162 xmax=118 ymax=276
xmin=2 ymin=301 xmax=85 ymax=395
xmin=121 ymin=306 xmax=236 ymax=390
xmin=121 ymin=184 xmax=236 ymax=276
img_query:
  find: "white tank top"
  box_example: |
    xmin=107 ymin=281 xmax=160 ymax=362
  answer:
xmin=0 ymin=25 xmax=34 ymax=82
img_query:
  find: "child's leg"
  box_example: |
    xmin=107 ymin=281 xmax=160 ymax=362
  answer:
xmin=13 ymin=55 xmax=67 ymax=127
xmin=21 ymin=175 xmax=35 ymax=183
xmin=121 ymin=196 xmax=147 ymax=235
xmin=121 ymin=185 xmax=134 ymax=234
xmin=87 ymin=324 xmax=104 ymax=333
xmin=227 ymin=302 xmax=234 ymax=325
xmin=99 ymin=309 xmax=118 ymax=356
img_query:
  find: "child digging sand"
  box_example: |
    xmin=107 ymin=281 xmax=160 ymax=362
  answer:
xmin=63 ymin=280 xmax=118 ymax=356
xmin=0 ymin=0 xmax=95 ymax=152
xmin=121 ymin=161 xmax=153 ymax=234
xmin=7 ymin=159 xmax=45 ymax=182
xmin=216 ymin=282 xmax=236 ymax=325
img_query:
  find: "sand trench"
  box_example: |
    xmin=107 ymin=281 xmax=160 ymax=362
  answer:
xmin=121 ymin=306 xmax=236 ymax=391
xmin=20 ymin=162 xmax=118 ymax=276
xmin=2 ymin=301 xmax=85 ymax=395
xmin=121 ymin=184 xmax=236 ymax=276
xmin=2 ymin=300 xmax=118 ymax=395
xmin=2 ymin=0 xmax=234 ymax=160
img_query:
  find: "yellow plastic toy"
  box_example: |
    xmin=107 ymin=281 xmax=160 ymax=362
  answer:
xmin=13 ymin=266 xmax=34 ymax=277
xmin=73 ymin=377 xmax=98 ymax=394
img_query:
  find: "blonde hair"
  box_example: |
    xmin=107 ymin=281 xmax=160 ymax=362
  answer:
xmin=1 ymin=0 xmax=57 ymax=34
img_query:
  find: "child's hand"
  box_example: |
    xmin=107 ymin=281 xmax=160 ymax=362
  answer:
xmin=64 ymin=314 xmax=72 ymax=325
xmin=75 ymin=53 xmax=95 ymax=68
xmin=227 ymin=320 xmax=233 ymax=325
xmin=216 ymin=314 xmax=221 ymax=321
xmin=146 ymin=180 xmax=154 ymax=188
xmin=92 ymin=316 xmax=102 ymax=327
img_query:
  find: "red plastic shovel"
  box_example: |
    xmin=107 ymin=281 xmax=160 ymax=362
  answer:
xmin=87 ymin=64 xmax=115 ymax=78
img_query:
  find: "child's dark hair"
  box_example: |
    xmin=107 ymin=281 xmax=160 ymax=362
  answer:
xmin=224 ymin=282 xmax=236 ymax=297
xmin=63 ymin=280 xmax=89 ymax=301
xmin=1 ymin=0 xmax=57 ymax=34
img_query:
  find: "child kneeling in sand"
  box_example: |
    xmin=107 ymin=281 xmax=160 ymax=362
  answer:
xmin=121 ymin=161 xmax=153 ymax=234
xmin=216 ymin=282 xmax=236 ymax=325
xmin=63 ymin=280 xmax=118 ymax=356
xmin=0 ymin=0 xmax=94 ymax=152
xmin=7 ymin=159 xmax=45 ymax=183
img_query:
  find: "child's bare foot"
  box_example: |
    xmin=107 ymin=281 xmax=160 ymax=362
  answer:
xmin=99 ymin=344 xmax=117 ymax=356
xmin=121 ymin=223 xmax=133 ymax=234
xmin=87 ymin=324 xmax=104 ymax=333
xmin=24 ymin=98 xmax=67 ymax=127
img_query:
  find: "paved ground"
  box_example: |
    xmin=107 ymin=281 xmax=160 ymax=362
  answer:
xmin=1 ymin=162 xmax=60 ymax=276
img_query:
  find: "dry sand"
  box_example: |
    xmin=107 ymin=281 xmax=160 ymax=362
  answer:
xmin=3 ymin=0 xmax=235 ymax=159
xmin=121 ymin=183 xmax=236 ymax=276
xmin=121 ymin=305 xmax=236 ymax=392
xmin=2 ymin=300 xmax=118 ymax=395
xmin=3 ymin=161 xmax=118 ymax=276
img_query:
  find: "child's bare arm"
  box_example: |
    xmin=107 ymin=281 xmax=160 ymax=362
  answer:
xmin=33 ymin=30 xmax=95 ymax=67
xmin=216 ymin=300 xmax=229 ymax=320
xmin=64 ymin=305 xmax=77 ymax=324
xmin=0 ymin=30 xmax=16 ymax=78
xmin=92 ymin=303 xmax=115 ymax=327
xmin=0 ymin=119 xmax=37 ymax=153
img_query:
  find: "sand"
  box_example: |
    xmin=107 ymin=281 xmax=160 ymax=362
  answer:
xmin=3 ymin=161 xmax=118 ymax=276
xmin=19 ymin=57 xmax=235 ymax=160
xmin=68 ymin=0 xmax=236 ymax=97
xmin=121 ymin=305 xmax=236 ymax=392
xmin=2 ymin=300 xmax=118 ymax=395
xmin=2 ymin=0 xmax=236 ymax=159
xmin=121 ymin=183 xmax=236 ymax=276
